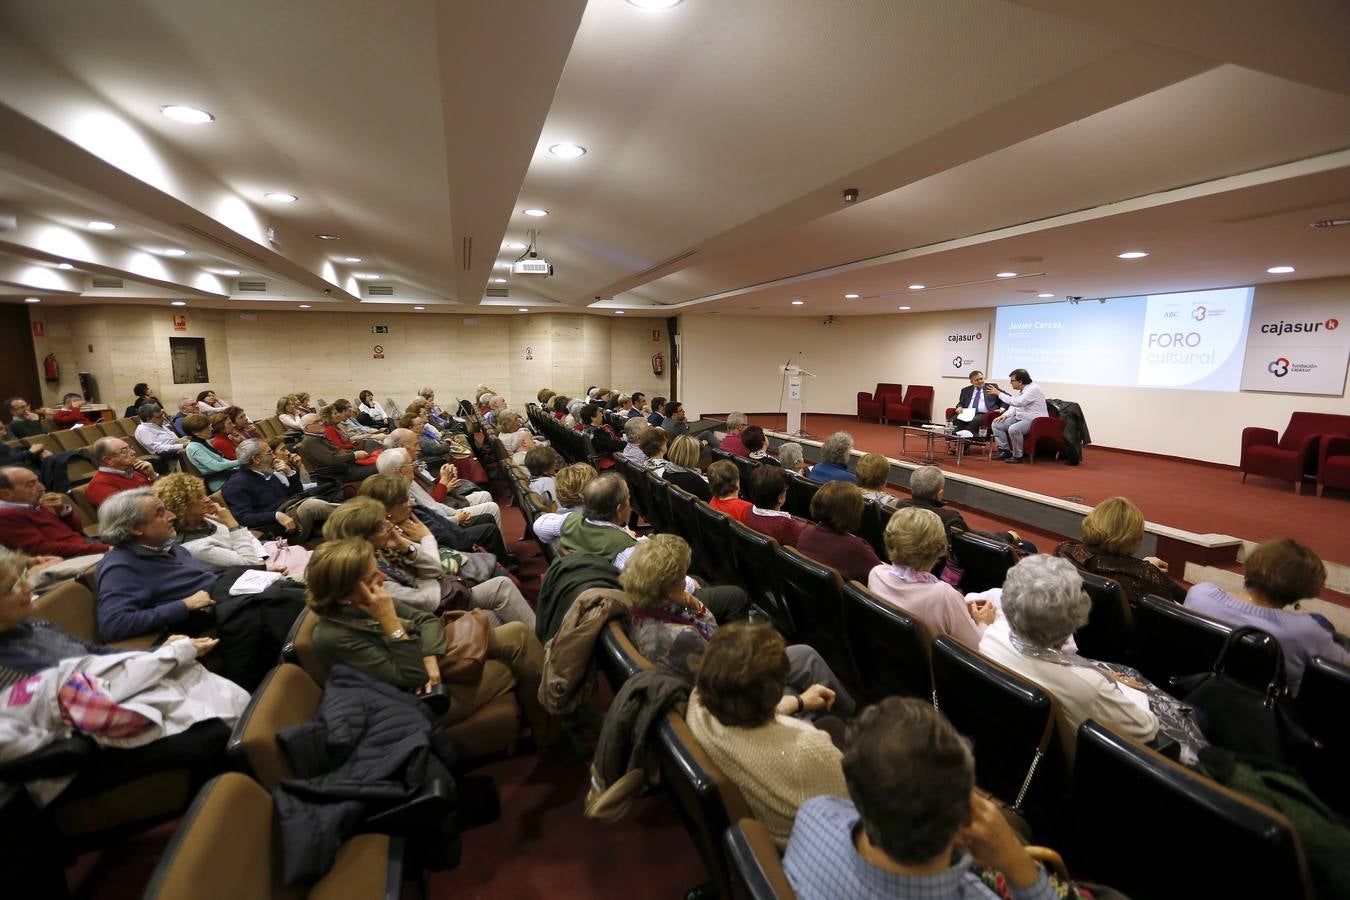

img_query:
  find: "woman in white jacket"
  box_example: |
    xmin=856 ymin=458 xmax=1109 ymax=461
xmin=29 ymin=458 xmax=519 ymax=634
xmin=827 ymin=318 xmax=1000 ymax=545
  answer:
xmin=152 ymin=473 xmax=308 ymax=577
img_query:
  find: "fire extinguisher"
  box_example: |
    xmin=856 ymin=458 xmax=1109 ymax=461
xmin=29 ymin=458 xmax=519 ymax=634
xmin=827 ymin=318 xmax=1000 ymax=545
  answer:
xmin=651 ymin=353 xmax=664 ymax=376
xmin=43 ymin=354 xmax=59 ymax=384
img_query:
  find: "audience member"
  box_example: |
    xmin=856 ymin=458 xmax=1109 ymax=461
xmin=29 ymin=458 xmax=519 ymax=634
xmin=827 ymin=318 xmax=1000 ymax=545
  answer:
xmin=0 ymin=466 xmax=110 ymax=558
xmin=134 ymin=404 xmax=188 ymax=472
xmin=980 ymin=554 xmax=1157 ymax=750
xmin=1055 ymin=496 xmax=1185 ymax=603
xmin=496 ymin=410 xmax=537 ymax=463
xmin=647 ymin=396 xmax=667 ymax=427
xmin=51 ymin=392 xmax=95 ymax=430
xmin=778 ymin=442 xmax=807 ymax=475
xmin=524 ymin=447 xmax=558 ymax=507
xmin=660 ymin=400 xmax=688 ymax=437
xmin=195 ymin=390 xmax=230 ymax=413
xmin=86 ymin=436 xmax=157 ymax=508
xmin=537 ymin=387 xmax=557 ymax=407
xmin=5 ymin=397 xmax=49 ymax=440
xmin=989 ymin=368 xmax=1047 ymax=464
xmin=124 ymin=383 xmax=161 ymax=418
xmin=1186 ymin=538 xmax=1347 ymax=695
xmin=894 ymin=466 xmax=1032 ymax=552
xmin=531 ymin=463 xmax=597 ymax=552
xmin=707 ymin=460 xmax=751 ymax=522
xmin=181 ymin=414 xmax=240 ymax=493
xmin=225 ymin=406 xmax=262 ymax=441
xmin=659 ymin=434 xmax=711 ymax=501
xmin=743 ymin=466 xmax=806 ymax=548
xmin=742 ymin=425 xmax=769 ymax=460
xmin=550 ymin=394 xmax=570 ymax=421
xmin=357 ymin=389 xmax=388 ymax=429
xmin=855 ymin=453 xmax=897 ymax=508
xmin=382 ymin=429 xmax=501 ymax=528
xmin=581 ymin=404 xmax=624 ymax=455
xmin=639 ymin=426 xmax=668 ymax=471
xmin=297 ymin=412 xmax=373 ymax=482
xmin=329 ymin=398 xmax=380 ymax=443
xmin=154 ymin=474 xmax=271 ymax=571
xmin=719 ymin=412 xmax=749 ymax=457
xmin=365 ymin=453 xmax=509 ymax=562
xmin=208 ymin=413 xmax=238 ymax=460
xmin=628 ymin=391 xmax=647 ymax=418
xmin=222 ymin=439 xmax=335 ymax=542
xmin=947 ymin=369 xmax=1006 ymax=437
xmin=798 ymin=481 xmax=883 ymax=584
xmin=868 ymin=507 xmax=992 ymax=647
xmin=277 ymin=395 xmax=304 ymax=432
xmin=620 ymin=418 xmax=648 ymax=467
xmin=172 ymin=397 xmax=200 ymax=436
xmin=294 ymin=392 xmax=316 ymax=414
xmin=809 ymin=432 xmax=857 ymax=483
xmin=784 ymin=697 xmax=1058 ymax=900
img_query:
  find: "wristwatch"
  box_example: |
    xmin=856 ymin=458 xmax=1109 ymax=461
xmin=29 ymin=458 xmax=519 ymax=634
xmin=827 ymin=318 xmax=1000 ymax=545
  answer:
xmin=388 ymin=627 xmax=407 ymax=640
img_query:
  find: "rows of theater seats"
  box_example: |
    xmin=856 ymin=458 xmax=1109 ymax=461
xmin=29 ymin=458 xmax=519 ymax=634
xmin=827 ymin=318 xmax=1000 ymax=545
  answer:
xmin=513 ymin=401 xmax=1346 ymax=899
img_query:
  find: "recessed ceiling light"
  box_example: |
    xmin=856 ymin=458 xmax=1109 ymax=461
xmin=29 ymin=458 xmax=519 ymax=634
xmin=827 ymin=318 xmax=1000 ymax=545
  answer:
xmin=1038 ymin=292 xmax=1055 ymax=298
xmin=170 ymin=300 xmax=187 ymax=307
xmin=495 ymin=261 xmax=513 ymax=269
xmin=343 ymin=256 xmax=363 ymax=263
xmin=1117 ymin=250 xmax=1149 ymax=259
xmin=615 ymin=310 xmax=625 ymax=315
xmin=162 ymin=248 xmax=187 ymax=257
xmin=1267 ymin=265 xmax=1296 ymax=274
xmin=413 ymin=306 xmax=425 ymax=310
xmin=160 ymin=105 xmax=214 ymax=124
xmin=57 ymin=262 xmax=74 ymax=270
xmin=315 ymin=233 xmax=341 ymax=240
xmin=24 ymin=297 xmax=40 ymax=304
xmin=355 ymin=272 xmax=383 ymax=279
xmin=264 ymin=192 xmax=298 ymax=203
xmin=548 ymin=143 xmax=587 ymax=159
xmin=907 ymin=284 xmax=925 ymax=290
xmin=627 ymin=0 xmax=683 ymax=7
xmin=844 ymin=293 xmax=860 ymax=300
xmin=221 ymin=269 xmax=241 ymax=276
xmin=518 ymin=307 xmax=530 ymax=312
xmin=791 ymin=299 xmax=806 ymax=305
xmin=505 ymin=241 xmax=527 ymax=250
xmin=522 ymin=208 xmax=548 ymax=217
xmin=87 ymin=220 xmax=116 ymax=231
xmin=493 ymin=277 xmax=508 ymax=284
xmin=996 ymin=272 xmax=1018 ymax=278
xmin=897 ymin=305 xmax=911 ymax=311
xmin=298 ymin=304 xmax=311 ymax=309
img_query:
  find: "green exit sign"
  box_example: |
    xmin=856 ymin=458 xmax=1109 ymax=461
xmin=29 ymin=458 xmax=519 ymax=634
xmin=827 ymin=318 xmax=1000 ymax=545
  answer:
xmin=372 ymin=325 xmax=389 ymax=334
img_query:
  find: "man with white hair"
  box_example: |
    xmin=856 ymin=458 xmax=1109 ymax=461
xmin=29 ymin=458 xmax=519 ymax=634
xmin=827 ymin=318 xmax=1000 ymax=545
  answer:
xmin=86 ymin=436 xmax=158 ymax=508
xmin=893 ymin=465 xmax=1035 ymax=552
xmin=222 ymin=439 xmax=337 ymax=541
xmin=382 ymin=428 xmax=501 ymax=529
xmin=296 ymin=413 xmax=373 ymax=482
xmin=172 ymin=397 xmax=200 ymax=436
xmin=718 ymin=411 xmax=750 ymax=457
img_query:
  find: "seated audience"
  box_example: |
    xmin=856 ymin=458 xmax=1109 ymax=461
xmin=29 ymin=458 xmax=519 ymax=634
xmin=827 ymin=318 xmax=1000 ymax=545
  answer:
xmin=51 ymin=392 xmax=95 ymax=430
xmin=628 ymin=391 xmax=647 ymax=418
xmin=620 ymin=418 xmax=648 ymax=467
xmin=981 ymin=554 xmax=1157 ymax=750
xmin=496 ymin=410 xmax=537 ymax=464
xmin=195 ymin=390 xmax=231 ymax=413
xmin=93 ymin=489 xmax=219 ymax=643
xmin=895 ymin=465 xmax=1032 ymax=551
xmin=208 ymin=413 xmax=238 ymax=460
xmin=530 ymin=463 xmax=597 ymax=553
xmin=0 ymin=466 xmax=110 ymax=558
xmin=524 ymin=447 xmax=558 ymax=507
xmin=798 ymin=481 xmax=883 ymax=584
xmin=660 ymin=400 xmax=688 ymax=437
xmin=221 ymin=439 xmax=335 ymax=542
xmin=153 ymin=474 xmax=274 ymax=572
xmin=537 ymin=387 xmax=556 ymax=407
xmin=330 ymin=398 xmax=380 ymax=442
xmin=784 ymin=697 xmax=1059 ymax=900
xmin=1186 ymin=538 xmax=1347 ymax=695
xmin=778 ymin=441 xmax=807 ymax=476
xmin=181 ymin=414 xmax=240 ymax=493
xmin=868 ymin=507 xmax=993 ymax=647
xmin=550 ymin=394 xmax=571 ymax=421
xmin=276 ymin=395 xmax=304 ymax=432
xmin=366 ymin=453 xmax=509 ymax=562
xmin=1055 ymin=496 xmax=1185 ymax=604
xmin=381 ymin=429 xmax=501 ymax=528
xmin=613 ymin=393 xmax=633 ymax=417
xmin=855 ymin=453 xmax=898 ymax=508
xmin=809 ymin=432 xmax=857 ymax=483
xmin=483 ymin=393 xmax=508 ymax=427
xmin=86 ymin=436 xmax=157 ymax=508
xmin=304 ymin=538 xmax=559 ymax=750
xmin=581 ymin=404 xmax=624 ymax=456
xmin=659 ymin=434 xmax=711 ymax=501
xmin=718 ymin=412 xmax=749 ymax=457
xmin=647 ymin=396 xmax=667 ymax=427
xmin=297 ymin=412 xmax=374 ymax=482
xmin=640 ymin=426 xmax=668 ymax=470
xmin=124 ymin=382 xmax=161 ymax=419
xmin=294 ymin=392 xmax=317 ymax=415
xmin=0 ymin=421 xmax=73 ymax=495
xmin=5 ymin=396 xmax=49 ymax=440
xmin=743 ymin=466 xmax=806 ymax=548
xmin=134 ymin=404 xmax=188 ymax=471
xmin=357 ymin=389 xmax=388 ymax=429
xmin=224 ymin=406 xmax=262 ymax=441
xmin=172 ymin=397 xmax=200 ymax=436
xmin=742 ymin=425 xmax=769 ymax=460
xmin=707 ymin=460 xmax=751 ymax=522
xmin=685 ymin=622 xmax=850 ymax=847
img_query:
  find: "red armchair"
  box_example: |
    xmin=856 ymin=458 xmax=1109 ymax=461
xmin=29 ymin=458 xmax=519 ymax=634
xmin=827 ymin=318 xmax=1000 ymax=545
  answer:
xmin=857 ymin=383 xmax=902 ymax=423
xmin=883 ymin=385 xmax=935 ymax=426
xmin=944 ymin=407 xmax=999 ymax=435
xmin=1318 ymin=435 xmax=1350 ymax=497
xmin=1025 ymin=417 xmax=1068 ymax=463
xmin=1240 ymin=412 xmax=1350 ymax=494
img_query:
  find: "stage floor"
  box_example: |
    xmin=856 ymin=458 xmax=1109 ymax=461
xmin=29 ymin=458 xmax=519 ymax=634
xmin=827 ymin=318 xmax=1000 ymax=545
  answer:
xmin=740 ymin=413 xmax=1350 ymax=568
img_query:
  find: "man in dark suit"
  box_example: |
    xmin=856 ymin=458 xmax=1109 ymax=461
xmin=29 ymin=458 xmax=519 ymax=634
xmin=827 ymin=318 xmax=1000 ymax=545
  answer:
xmin=947 ymin=370 xmax=1006 ymax=435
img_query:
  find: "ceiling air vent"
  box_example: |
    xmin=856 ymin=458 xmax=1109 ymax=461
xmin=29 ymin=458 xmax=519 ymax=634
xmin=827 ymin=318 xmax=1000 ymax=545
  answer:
xmin=91 ymin=276 xmax=124 ymax=289
xmin=485 ymin=287 xmax=510 ymax=298
xmin=236 ymin=280 xmax=268 ymax=292
xmin=366 ymin=284 xmax=395 ymax=297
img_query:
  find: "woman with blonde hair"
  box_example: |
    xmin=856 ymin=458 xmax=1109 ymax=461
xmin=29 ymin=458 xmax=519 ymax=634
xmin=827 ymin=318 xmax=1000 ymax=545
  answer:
xmin=867 ymin=507 xmax=993 ymax=646
xmin=1055 ymin=496 xmax=1184 ymax=603
xmin=304 ymin=538 xmax=559 ymax=750
xmin=659 ymin=434 xmax=711 ymax=501
xmin=495 ymin=409 xmax=538 ymax=464
xmin=277 ymin=395 xmax=303 ymax=432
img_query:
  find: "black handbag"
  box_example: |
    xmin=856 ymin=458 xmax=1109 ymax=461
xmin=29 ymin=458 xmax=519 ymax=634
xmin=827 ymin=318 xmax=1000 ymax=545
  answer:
xmin=1171 ymin=626 xmax=1321 ymax=765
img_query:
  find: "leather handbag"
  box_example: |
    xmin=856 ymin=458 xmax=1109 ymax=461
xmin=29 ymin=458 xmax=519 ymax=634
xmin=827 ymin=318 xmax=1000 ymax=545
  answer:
xmin=437 ymin=609 xmax=490 ymax=684
xmin=1171 ymin=626 xmax=1320 ymax=765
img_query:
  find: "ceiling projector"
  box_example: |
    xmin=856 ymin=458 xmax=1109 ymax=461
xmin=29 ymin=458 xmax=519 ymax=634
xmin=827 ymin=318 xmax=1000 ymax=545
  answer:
xmin=513 ymin=256 xmax=553 ymax=277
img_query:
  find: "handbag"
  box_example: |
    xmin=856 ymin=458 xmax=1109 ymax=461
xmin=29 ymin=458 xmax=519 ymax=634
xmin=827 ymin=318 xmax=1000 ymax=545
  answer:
xmin=1171 ymin=626 xmax=1321 ymax=765
xmin=437 ymin=609 xmax=490 ymax=683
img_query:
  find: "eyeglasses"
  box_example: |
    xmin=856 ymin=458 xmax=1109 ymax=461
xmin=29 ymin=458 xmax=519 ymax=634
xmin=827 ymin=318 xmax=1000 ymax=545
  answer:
xmin=3 ymin=567 xmax=29 ymax=596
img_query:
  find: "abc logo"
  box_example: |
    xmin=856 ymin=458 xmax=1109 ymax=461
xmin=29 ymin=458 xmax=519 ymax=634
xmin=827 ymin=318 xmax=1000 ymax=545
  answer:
xmin=1268 ymin=357 xmax=1290 ymax=378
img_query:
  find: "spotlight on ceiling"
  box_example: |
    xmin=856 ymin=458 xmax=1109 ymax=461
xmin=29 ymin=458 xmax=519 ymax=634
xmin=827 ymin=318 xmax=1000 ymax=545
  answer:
xmin=907 ymin=284 xmax=925 ymax=290
xmin=343 ymin=257 xmax=362 ymax=263
xmin=221 ymin=269 xmax=241 ymax=276
xmin=1038 ymin=292 xmax=1054 ymax=298
xmin=87 ymin=220 xmax=116 ymax=231
xmin=505 ymin=242 xmax=527 ymax=250
xmin=264 ymin=192 xmax=298 ymax=202
xmin=897 ymin=306 xmax=911 ymax=311
xmin=627 ymin=0 xmax=683 ymax=8
xmin=518 ymin=307 xmax=530 ymax=312
xmin=414 ymin=306 xmax=426 ymax=310
xmin=522 ymin=208 xmax=549 ymax=217
xmin=1267 ymin=265 xmax=1296 ymax=274
xmin=162 ymin=248 xmax=187 ymax=257
xmin=298 ymin=304 xmax=311 ymax=309
xmin=170 ymin=300 xmax=187 ymax=307
xmin=996 ymin=272 xmax=1018 ymax=278
xmin=1117 ymin=250 xmax=1149 ymax=259
xmin=24 ymin=297 xmax=40 ymax=304
xmin=844 ymin=293 xmax=860 ymax=299
xmin=615 ymin=310 xmax=625 ymax=315
xmin=791 ymin=299 xmax=805 ymax=305
xmin=160 ymin=105 xmax=214 ymax=124
xmin=548 ymin=143 xmax=586 ymax=159
xmin=57 ymin=262 xmax=74 ymax=270
xmin=315 ymin=234 xmax=341 ymax=240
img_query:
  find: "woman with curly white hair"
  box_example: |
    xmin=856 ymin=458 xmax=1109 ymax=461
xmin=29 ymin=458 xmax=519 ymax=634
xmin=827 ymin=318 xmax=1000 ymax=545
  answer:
xmin=979 ymin=554 xmax=1157 ymax=751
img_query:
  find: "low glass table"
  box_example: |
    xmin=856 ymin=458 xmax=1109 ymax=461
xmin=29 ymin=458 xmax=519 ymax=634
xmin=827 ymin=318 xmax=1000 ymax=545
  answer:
xmin=899 ymin=425 xmax=994 ymax=467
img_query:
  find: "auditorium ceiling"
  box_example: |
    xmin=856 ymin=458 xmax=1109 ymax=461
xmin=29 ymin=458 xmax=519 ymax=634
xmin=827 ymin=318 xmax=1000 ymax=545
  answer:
xmin=0 ymin=0 xmax=1348 ymax=317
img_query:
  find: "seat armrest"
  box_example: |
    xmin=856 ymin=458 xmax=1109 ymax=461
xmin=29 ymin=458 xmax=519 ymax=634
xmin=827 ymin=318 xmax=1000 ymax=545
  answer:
xmin=1319 ymin=435 xmax=1350 ymax=470
xmin=856 ymin=391 xmax=872 ymax=403
xmin=1295 ymin=431 xmax=1328 ymax=472
xmin=417 ymin=684 xmax=450 ymax=717
xmin=0 ymin=735 xmax=96 ymax=781
xmin=363 ymin=777 xmax=454 ymax=832
xmin=1240 ymin=426 xmax=1278 ymax=450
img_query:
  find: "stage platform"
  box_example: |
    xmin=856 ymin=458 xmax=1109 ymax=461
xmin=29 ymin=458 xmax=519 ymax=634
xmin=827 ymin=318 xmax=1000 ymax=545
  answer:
xmin=714 ymin=413 xmax=1350 ymax=592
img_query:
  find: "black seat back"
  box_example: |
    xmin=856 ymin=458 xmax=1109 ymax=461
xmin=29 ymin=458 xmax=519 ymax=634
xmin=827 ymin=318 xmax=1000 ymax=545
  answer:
xmin=1128 ymin=593 xmax=1233 ymax=688
xmin=931 ymin=635 xmax=1063 ymax=815
xmin=725 ymin=818 xmax=797 ymax=900
xmin=727 ymin=519 xmax=790 ymax=635
xmin=1294 ymin=656 xmax=1350 ymax=815
xmin=776 ymin=547 xmax=857 ymax=686
xmin=1069 ymin=720 xmax=1314 ymax=900
xmin=950 ymin=530 xmax=1017 ymax=594
xmin=857 ymin=499 xmax=893 ymax=559
xmin=1074 ymin=571 xmax=1132 ymax=664
xmin=665 ymin=484 xmax=706 ymax=571
xmin=692 ymin=501 xmax=740 ymax=586
xmin=842 ymin=581 xmax=932 ymax=702
xmin=643 ymin=469 xmax=672 ymax=532
xmin=657 ymin=713 xmax=753 ymax=900
xmin=783 ymin=474 xmax=820 ymax=520
xmin=595 ymin=620 xmax=652 ymax=694
xmin=731 ymin=455 xmax=760 ymax=501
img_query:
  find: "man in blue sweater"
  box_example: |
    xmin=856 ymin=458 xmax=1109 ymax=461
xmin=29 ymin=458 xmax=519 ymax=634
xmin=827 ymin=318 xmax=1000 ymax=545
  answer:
xmin=221 ymin=439 xmax=335 ymax=541
xmin=93 ymin=488 xmax=217 ymax=643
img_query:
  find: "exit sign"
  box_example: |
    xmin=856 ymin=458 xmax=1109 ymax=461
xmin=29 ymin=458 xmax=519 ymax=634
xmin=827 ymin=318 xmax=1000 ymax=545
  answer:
xmin=372 ymin=325 xmax=389 ymax=334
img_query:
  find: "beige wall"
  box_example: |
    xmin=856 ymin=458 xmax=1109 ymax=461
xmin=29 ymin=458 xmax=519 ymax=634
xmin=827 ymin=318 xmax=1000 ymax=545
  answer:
xmin=679 ymin=276 xmax=1350 ymax=466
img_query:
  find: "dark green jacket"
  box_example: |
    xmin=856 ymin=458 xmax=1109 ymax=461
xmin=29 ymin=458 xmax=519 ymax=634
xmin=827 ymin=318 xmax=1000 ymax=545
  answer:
xmin=312 ymin=601 xmax=446 ymax=691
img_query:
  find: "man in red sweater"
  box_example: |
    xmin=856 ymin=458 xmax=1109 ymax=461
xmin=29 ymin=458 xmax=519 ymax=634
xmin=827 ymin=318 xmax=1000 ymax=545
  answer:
xmin=717 ymin=411 xmax=750 ymax=457
xmin=51 ymin=392 xmax=96 ymax=430
xmin=0 ymin=466 xmax=110 ymax=558
xmin=86 ymin=436 xmax=158 ymax=508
